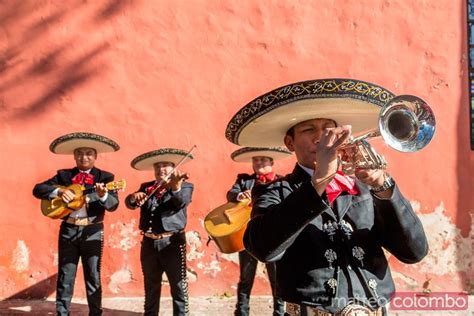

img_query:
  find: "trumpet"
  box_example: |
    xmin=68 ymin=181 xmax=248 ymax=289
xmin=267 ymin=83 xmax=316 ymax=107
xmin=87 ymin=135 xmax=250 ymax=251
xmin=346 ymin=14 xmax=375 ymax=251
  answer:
xmin=339 ymin=95 xmax=436 ymax=174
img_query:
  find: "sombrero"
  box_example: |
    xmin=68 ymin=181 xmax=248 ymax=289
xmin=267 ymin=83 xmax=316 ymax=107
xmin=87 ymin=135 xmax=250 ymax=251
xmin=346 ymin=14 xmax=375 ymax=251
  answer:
xmin=225 ymin=78 xmax=395 ymax=147
xmin=131 ymin=148 xmax=194 ymax=171
xmin=231 ymin=147 xmax=293 ymax=163
xmin=49 ymin=132 xmax=120 ymax=154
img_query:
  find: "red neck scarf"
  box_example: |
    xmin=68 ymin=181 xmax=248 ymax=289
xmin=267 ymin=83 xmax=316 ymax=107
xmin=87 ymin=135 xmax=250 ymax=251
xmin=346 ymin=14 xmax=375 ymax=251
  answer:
xmin=325 ymin=171 xmax=359 ymax=204
xmin=257 ymin=172 xmax=276 ymax=184
xmin=146 ymin=182 xmax=167 ymax=199
xmin=71 ymin=172 xmax=94 ymax=185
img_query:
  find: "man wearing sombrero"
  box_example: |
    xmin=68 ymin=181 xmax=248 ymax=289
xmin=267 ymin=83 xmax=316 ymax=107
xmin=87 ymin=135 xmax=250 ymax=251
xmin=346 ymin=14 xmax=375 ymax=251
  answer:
xmin=227 ymin=147 xmax=291 ymax=316
xmin=125 ymin=148 xmax=194 ymax=316
xmin=226 ymin=79 xmax=428 ymax=315
xmin=33 ymin=132 xmax=120 ymax=316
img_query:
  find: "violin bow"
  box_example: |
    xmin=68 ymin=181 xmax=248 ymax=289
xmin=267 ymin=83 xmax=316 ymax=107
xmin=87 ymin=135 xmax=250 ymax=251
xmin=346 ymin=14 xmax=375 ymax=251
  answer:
xmin=143 ymin=145 xmax=197 ymax=202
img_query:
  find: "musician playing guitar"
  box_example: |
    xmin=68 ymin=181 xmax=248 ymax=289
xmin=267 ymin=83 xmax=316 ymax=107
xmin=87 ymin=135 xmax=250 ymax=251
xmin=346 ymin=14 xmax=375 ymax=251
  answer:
xmin=227 ymin=147 xmax=292 ymax=316
xmin=32 ymin=132 xmax=120 ymax=316
xmin=125 ymin=148 xmax=194 ymax=316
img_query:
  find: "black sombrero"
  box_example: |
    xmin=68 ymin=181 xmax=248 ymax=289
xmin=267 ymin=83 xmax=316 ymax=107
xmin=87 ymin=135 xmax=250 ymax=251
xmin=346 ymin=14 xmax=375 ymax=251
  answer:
xmin=49 ymin=132 xmax=120 ymax=154
xmin=231 ymin=147 xmax=293 ymax=163
xmin=225 ymin=78 xmax=395 ymax=147
xmin=131 ymin=148 xmax=194 ymax=171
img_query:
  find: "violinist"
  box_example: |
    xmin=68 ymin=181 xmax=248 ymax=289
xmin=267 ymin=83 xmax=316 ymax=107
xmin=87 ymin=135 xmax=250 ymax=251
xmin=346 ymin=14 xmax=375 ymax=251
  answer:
xmin=125 ymin=148 xmax=194 ymax=316
xmin=227 ymin=147 xmax=292 ymax=316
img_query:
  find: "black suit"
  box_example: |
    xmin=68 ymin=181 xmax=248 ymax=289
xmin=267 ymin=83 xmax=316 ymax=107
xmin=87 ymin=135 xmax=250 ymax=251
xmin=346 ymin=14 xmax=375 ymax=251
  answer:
xmin=125 ymin=181 xmax=194 ymax=316
xmin=33 ymin=167 xmax=119 ymax=316
xmin=244 ymin=164 xmax=428 ymax=313
xmin=227 ymin=173 xmax=284 ymax=316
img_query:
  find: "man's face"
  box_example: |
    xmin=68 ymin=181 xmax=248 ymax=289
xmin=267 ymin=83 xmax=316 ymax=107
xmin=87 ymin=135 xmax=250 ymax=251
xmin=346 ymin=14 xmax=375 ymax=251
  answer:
xmin=252 ymin=156 xmax=274 ymax=175
xmin=153 ymin=161 xmax=174 ymax=181
xmin=284 ymin=118 xmax=337 ymax=169
xmin=74 ymin=147 xmax=97 ymax=170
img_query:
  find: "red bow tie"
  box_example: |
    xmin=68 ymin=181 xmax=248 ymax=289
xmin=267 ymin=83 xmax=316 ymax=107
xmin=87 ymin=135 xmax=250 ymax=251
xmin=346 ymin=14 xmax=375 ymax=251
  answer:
xmin=325 ymin=171 xmax=359 ymax=204
xmin=146 ymin=182 xmax=167 ymax=199
xmin=72 ymin=172 xmax=94 ymax=185
xmin=257 ymin=172 xmax=276 ymax=184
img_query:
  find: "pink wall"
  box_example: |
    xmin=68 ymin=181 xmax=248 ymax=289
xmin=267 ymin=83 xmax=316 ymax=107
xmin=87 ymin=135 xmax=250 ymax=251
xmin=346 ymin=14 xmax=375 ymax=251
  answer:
xmin=0 ymin=0 xmax=472 ymax=299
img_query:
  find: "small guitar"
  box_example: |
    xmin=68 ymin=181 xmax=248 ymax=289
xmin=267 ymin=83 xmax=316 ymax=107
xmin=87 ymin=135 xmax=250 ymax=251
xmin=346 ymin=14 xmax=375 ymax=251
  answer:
xmin=40 ymin=180 xmax=126 ymax=219
xmin=204 ymin=199 xmax=252 ymax=253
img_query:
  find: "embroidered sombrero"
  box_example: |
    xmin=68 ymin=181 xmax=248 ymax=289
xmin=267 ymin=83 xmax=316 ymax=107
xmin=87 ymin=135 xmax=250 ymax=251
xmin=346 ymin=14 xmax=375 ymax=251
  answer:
xmin=131 ymin=148 xmax=194 ymax=170
xmin=225 ymin=78 xmax=396 ymax=147
xmin=231 ymin=147 xmax=293 ymax=163
xmin=49 ymin=132 xmax=120 ymax=154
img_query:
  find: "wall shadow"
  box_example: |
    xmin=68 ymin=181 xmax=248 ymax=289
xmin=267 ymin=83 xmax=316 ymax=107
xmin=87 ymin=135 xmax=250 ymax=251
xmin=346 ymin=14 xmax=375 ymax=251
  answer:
xmin=1 ymin=274 xmax=142 ymax=315
xmin=0 ymin=0 xmax=137 ymax=121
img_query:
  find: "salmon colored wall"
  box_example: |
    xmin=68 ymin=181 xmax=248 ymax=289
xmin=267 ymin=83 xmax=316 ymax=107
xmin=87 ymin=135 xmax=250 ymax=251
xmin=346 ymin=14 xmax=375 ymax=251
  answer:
xmin=0 ymin=0 xmax=472 ymax=299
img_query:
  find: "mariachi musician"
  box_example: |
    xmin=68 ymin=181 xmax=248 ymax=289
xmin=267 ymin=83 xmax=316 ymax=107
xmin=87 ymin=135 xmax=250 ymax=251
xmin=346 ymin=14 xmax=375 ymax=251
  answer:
xmin=227 ymin=147 xmax=292 ymax=316
xmin=125 ymin=148 xmax=194 ymax=316
xmin=226 ymin=79 xmax=432 ymax=316
xmin=32 ymin=132 xmax=120 ymax=316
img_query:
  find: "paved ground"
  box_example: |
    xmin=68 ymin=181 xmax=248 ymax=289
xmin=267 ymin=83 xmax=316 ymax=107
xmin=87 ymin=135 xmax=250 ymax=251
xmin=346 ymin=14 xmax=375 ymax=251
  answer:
xmin=0 ymin=296 xmax=472 ymax=315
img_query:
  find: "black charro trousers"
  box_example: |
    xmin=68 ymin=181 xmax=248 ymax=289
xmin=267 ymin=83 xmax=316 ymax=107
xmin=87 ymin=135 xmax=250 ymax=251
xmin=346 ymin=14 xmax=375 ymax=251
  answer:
xmin=141 ymin=232 xmax=189 ymax=316
xmin=56 ymin=222 xmax=104 ymax=316
xmin=235 ymin=250 xmax=284 ymax=316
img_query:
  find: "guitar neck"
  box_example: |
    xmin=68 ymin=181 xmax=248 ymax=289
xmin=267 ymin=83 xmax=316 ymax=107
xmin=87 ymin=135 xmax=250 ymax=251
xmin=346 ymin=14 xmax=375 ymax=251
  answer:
xmin=83 ymin=187 xmax=97 ymax=195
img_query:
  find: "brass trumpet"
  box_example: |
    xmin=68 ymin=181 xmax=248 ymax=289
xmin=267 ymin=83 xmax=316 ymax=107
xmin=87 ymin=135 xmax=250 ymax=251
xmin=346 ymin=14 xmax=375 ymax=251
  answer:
xmin=339 ymin=95 xmax=436 ymax=174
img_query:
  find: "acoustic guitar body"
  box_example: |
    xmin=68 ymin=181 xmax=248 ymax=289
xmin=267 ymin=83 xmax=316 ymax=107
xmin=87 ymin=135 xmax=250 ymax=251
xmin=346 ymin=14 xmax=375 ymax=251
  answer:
xmin=204 ymin=200 xmax=251 ymax=253
xmin=40 ymin=184 xmax=85 ymax=219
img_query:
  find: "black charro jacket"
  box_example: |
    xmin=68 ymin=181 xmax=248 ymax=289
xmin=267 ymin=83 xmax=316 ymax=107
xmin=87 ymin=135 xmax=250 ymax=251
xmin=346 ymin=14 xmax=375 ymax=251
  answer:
xmin=226 ymin=173 xmax=256 ymax=203
xmin=243 ymin=164 xmax=428 ymax=312
xmin=32 ymin=167 xmax=119 ymax=223
xmin=125 ymin=181 xmax=193 ymax=233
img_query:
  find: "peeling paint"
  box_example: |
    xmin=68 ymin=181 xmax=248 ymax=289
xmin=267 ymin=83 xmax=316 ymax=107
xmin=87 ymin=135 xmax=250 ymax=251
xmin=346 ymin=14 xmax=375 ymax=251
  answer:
xmin=255 ymin=262 xmax=267 ymax=280
xmin=221 ymin=253 xmax=239 ymax=264
xmin=53 ymin=252 xmax=58 ymax=267
xmin=187 ymin=267 xmax=198 ymax=283
xmin=197 ymin=260 xmax=221 ymax=277
xmin=186 ymin=231 xmax=205 ymax=261
xmin=391 ymin=271 xmax=419 ymax=291
xmin=108 ymin=220 xmax=140 ymax=251
xmin=108 ymin=268 xmax=133 ymax=293
xmin=408 ymin=201 xmax=472 ymax=275
xmin=11 ymin=241 xmax=29 ymax=273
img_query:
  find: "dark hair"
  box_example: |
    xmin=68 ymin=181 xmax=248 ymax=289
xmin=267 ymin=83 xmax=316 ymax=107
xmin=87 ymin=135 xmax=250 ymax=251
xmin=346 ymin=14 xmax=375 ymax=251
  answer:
xmin=285 ymin=126 xmax=295 ymax=138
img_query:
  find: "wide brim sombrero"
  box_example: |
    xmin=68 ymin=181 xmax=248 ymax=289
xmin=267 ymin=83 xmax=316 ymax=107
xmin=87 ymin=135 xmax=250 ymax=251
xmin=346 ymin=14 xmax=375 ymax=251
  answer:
xmin=131 ymin=148 xmax=194 ymax=170
xmin=231 ymin=147 xmax=293 ymax=163
xmin=225 ymin=79 xmax=395 ymax=147
xmin=49 ymin=132 xmax=120 ymax=154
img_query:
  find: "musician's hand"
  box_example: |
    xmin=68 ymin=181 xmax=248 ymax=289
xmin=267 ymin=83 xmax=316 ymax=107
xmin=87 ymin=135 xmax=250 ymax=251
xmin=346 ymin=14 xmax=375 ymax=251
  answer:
xmin=95 ymin=183 xmax=108 ymax=198
xmin=58 ymin=188 xmax=76 ymax=203
xmin=312 ymin=125 xmax=351 ymax=195
xmin=131 ymin=192 xmax=147 ymax=206
xmin=168 ymin=170 xmax=189 ymax=191
xmin=238 ymin=190 xmax=252 ymax=201
xmin=354 ymin=169 xmax=385 ymax=187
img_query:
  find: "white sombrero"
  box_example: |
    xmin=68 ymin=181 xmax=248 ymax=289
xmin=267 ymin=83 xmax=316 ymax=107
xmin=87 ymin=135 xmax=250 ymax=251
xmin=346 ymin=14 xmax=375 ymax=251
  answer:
xmin=231 ymin=147 xmax=293 ymax=163
xmin=49 ymin=132 xmax=120 ymax=154
xmin=131 ymin=148 xmax=194 ymax=171
xmin=225 ymin=79 xmax=396 ymax=147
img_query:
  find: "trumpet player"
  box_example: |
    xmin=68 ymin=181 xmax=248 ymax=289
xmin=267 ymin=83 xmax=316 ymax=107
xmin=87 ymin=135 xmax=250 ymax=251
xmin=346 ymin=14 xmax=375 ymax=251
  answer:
xmin=227 ymin=79 xmax=429 ymax=316
xmin=125 ymin=148 xmax=194 ymax=316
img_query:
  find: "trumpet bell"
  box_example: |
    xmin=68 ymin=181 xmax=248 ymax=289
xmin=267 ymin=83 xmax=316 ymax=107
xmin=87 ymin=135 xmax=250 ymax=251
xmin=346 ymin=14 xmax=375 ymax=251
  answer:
xmin=380 ymin=95 xmax=436 ymax=153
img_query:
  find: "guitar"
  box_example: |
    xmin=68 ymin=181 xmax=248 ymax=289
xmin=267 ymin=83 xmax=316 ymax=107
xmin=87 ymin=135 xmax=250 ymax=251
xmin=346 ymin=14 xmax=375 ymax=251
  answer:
xmin=40 ymin=180 xmax=126 ymax=219
xmin=204 ymin=199 xmax=251 ymax=253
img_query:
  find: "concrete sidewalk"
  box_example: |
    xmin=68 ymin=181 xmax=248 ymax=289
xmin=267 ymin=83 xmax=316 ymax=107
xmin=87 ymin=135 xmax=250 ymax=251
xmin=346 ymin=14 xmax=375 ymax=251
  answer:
xmin=0 ymin=296 xmax=472 ymax=315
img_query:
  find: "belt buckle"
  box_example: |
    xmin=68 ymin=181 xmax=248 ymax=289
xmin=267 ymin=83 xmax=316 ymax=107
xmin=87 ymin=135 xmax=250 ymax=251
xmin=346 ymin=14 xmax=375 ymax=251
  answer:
xmin=74 ymin=217 xmax=89 ymax=226
xmin=339 ymin=304 xmax=373 ymax=316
